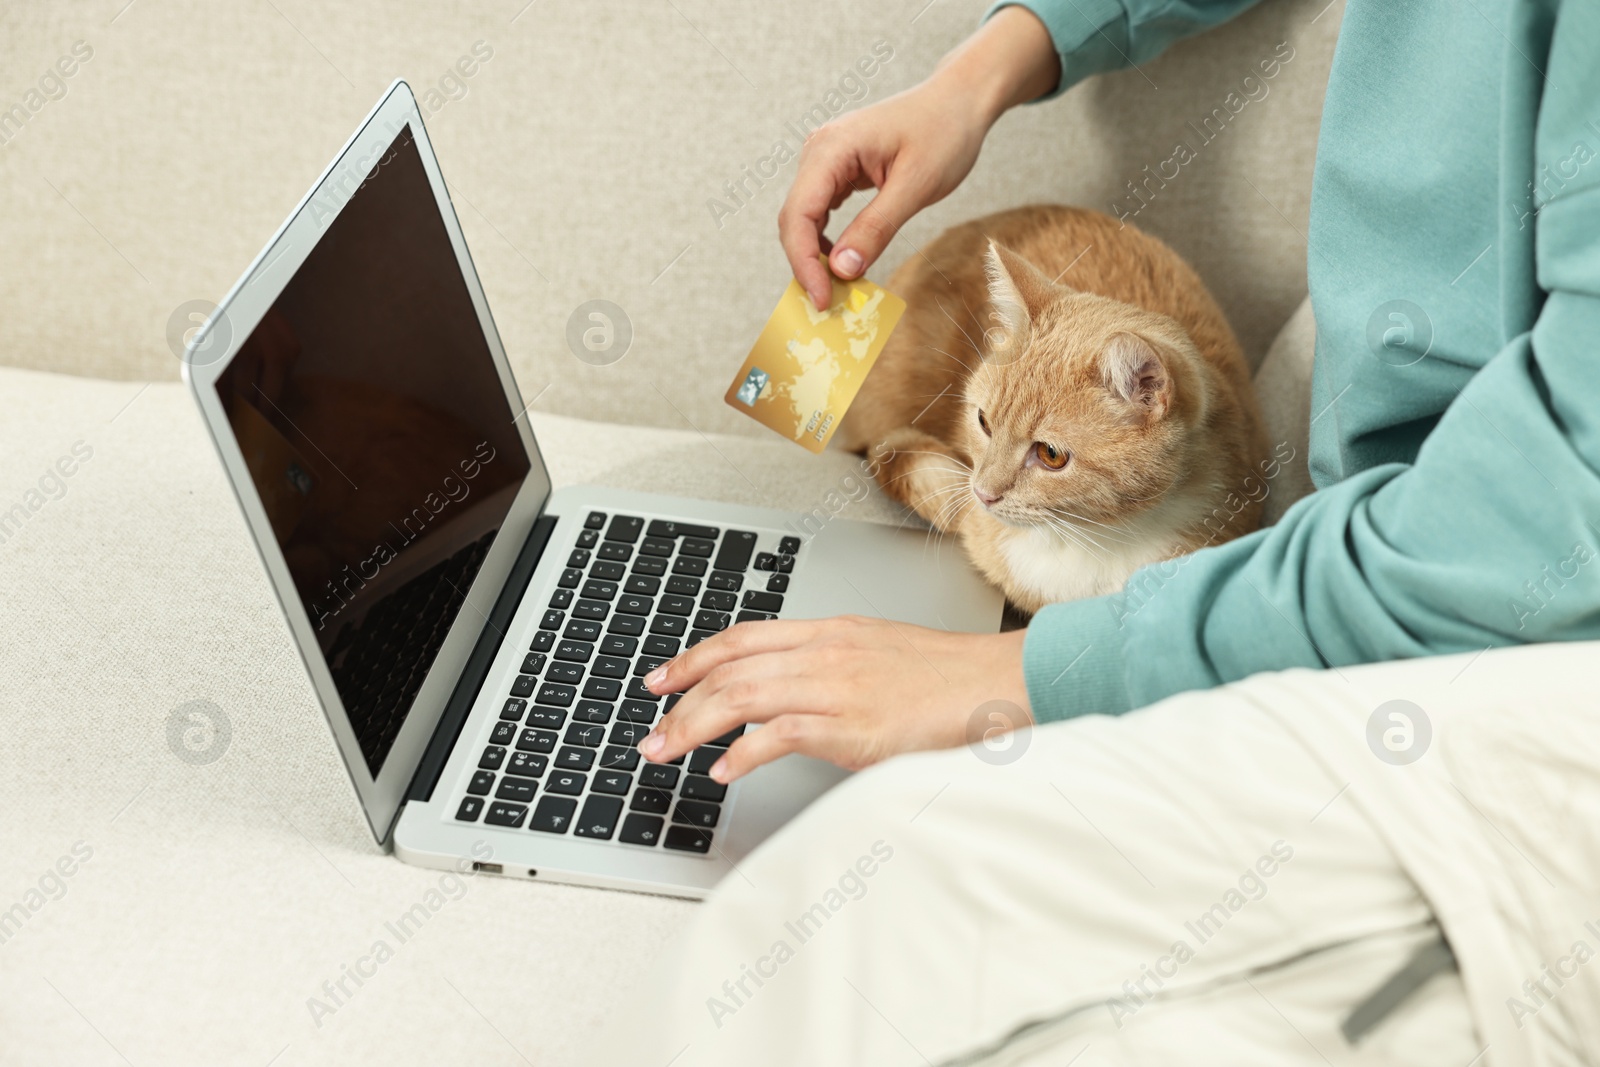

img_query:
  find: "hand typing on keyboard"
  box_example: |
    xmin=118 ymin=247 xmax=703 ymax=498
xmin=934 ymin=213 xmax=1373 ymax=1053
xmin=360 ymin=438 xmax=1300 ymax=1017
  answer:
xmin=637 ymin=615 xmax=1032 ymax=782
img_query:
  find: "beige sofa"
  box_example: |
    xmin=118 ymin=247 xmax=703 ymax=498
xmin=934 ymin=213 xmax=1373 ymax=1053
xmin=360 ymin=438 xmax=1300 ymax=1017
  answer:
xmin=1 ymin=1 xmax=1340 ymax=1062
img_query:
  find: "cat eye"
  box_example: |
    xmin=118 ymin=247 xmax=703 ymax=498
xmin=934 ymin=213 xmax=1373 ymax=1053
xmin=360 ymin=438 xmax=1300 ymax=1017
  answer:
xmin=977 ymin=410 xmax=991 ymax=436
xmin=1034 ymin=442 xmax=1069 ymax=470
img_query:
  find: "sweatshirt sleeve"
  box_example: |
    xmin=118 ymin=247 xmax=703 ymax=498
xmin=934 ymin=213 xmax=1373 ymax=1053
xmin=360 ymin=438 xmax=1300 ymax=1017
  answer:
xmin=983 ymin=0 xmax=1264 ymax=99
xmin=1022 ymin=3 xmax=1600 ymax=723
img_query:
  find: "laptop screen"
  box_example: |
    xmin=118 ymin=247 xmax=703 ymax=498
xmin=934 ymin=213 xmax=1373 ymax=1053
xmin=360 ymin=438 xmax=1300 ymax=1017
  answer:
xmin=215 ymin=123 xmax=532 ymax=778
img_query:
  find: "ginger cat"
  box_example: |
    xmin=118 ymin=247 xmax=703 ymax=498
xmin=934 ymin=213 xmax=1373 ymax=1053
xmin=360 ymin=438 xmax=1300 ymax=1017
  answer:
xmin=835 ymin=205 xmax=1269 ymax=615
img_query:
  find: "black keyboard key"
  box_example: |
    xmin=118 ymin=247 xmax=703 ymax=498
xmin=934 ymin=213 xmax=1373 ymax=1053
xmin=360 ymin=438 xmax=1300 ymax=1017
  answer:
xmin=753 ymin=552 xmax=777 ymax=572
xmin=620 ymin=813 xmax=665 ymax=846
xmin=688 ymin=747 xmax=723 ymax=775
xmin=510 ymin=675 xmax=537 ymax=698
xmin=568 ymin=548 xmax=591 ymax=569
xmin=664 ymin=825 xmax=713 ymax=853
xmin=659 ymin=594 xmax=695 ymax=616
xmin=593 ymin=770 xmax=633 ymax=795
xmin=625 ymin=574 xmax=661 ymax=596
xmin=681 ymin=774 xmax=727 ymax=802
xmin=508 ymin=752 xmax=547 ymax=777
xmin=665 ymin=575 xmax=701 ymax=596
xmin=617 ymin=594 xmax=653 ymax=616
xmin=673 ymin=799 xmax=721 ymax=828
xmin=711 ymin=724 xmax=746 ymax=746
xmin=672 ymin=556 xmax=708 ymax=577
xmin=629 ymin=787 xmax=672 ymax=815
xmin=592 ymin=655 xmax=630 ymax=679
xmin=778 ymin=536 xmax=802 ymax=555
xmin=556 ymin=745 xmax=597 ymax=771
xmin=601 ymin=634 xmax=639 ymax=657
xmin=700 ymin=591 xmax=737 ymax=612
xmin=517 ymin=728 xmax=558 ymax=754
xmin=574 ymin=795 xmax=624 ymax=839
xmin=527 ymin=705 xmax=566 ymax=729
xmin=468 ymin=769 xmax=496 ymax=795
xmin=708 ymin=571 xmax=744 ymax=592
xmin=565 ymin=619 xmax=602 ymax=642
xmin=480 ymin=746 xmax=506 ymax=770
xmin=767 ymin=573 xmax=790 ymax=593
xmin=496 ymin=776 xmax=538 ymax=802
xmin=576 ymin=528 xmax=599 ymax=549
xmin=501 ymin=698 xmax=528 ymax=721
xmin=631 ymin=556 xmax=667 ymax=577
xmin=456 ymin=796 xmax=484 ymax=821
xmin=600 ymin=745 xmax=640 ymax=771
xmin=549 ymin=588 xmax=573 ymax=609
xmin=776 ymin=554 xmax=794 ymax=573
xmin=619 ymin=699 xmax=659 ymax=724
xmin=647 ymin=520 xmax=720 ymax=540
xmin=485 ymin=802 xmax=528 ymax=828
xmin=573 ymin=700 xmax=614 ymax=724
xmin=680 ymin=537 xmax=715 ymax=559
xmin=687 ymin=629 xmax=716 ymax=648
xmin=490 ymin=721 xmax=517 ymax=745
xmin=651 ymin=614 xmax=688 ymax=637
xmin=558 ymin=568 xmax=583 ymax=589
xmin=546 ymin=770 xmax=586 ymax=795
xmin=643 ymin=634 xmax=680 ymax=657
xmin=608 ymin=613 xmax=646 ymax=636
xmin=610 ymin=721 xmax=651 ymax=746
xmin=584 ymin=677 xmax=623 ymax=701
xmin=591 ymin=560 xmax=626 ymax=581
xmin=555 ymin=640 xmax=593 ymax=663
xmin=634 ymin=656 xmax=668 ymax=677
xmin=531 ymin=630 xmax=556 ymax=653
xmin=537 ymin=682 xmax=576 ymax=706
xmin=606 ymin=515 xmax=644 ymax=543
xmin=530 ymin=795 xmax=578 ymax=833
xmin=742 ymin=590 xmax=785 ymax=613
xmin=640 ymin=537 xmax=675 ymax=557
xmin=598 ymin=541 xmax=633 ymax=562
xmin=542 ymin=608 xmax=566 ymax=629
xmin=664 ymin=693 xmax=683 ymax=714
xmin=714 ymin=530 xmax=757 ymax=572
xmin=694 ymin=610 xmax=730 ymax=632
xmin=626 ymin=678 xmax=661 ymax=701
xmin=735 ymin=611 xmax=776 ymax=624
xmin=573 ymin=599 xmax=610 ymax=621
xmin=581 ymin=579 xmax=618 ymax=601
xmin=639 ymin=763 xmax=680 ymax=789
xmin=585 ymin=510 xmax=607 ymax=530
xmin=546 ymin=663 xmax=584 ymax=685
xmin=564 ymin=724 xmax=606 ymax=748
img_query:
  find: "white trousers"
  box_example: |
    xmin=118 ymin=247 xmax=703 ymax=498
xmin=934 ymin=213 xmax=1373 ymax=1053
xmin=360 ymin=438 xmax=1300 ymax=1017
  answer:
xmin=589 ymin=674 xmax=1490 ymax=1066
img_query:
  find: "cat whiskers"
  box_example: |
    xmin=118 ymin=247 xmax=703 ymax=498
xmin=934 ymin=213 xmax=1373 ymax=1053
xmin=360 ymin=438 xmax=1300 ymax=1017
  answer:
xmin=1037 ymin=513 xmax=1114 ymax=561
xmin=1048 ymin=508 xmax=1135 ymax=545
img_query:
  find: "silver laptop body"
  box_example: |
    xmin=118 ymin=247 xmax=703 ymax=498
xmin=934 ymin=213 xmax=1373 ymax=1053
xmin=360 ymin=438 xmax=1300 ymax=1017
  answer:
xmin=183 ymin=81 xmax=1002 ymax=899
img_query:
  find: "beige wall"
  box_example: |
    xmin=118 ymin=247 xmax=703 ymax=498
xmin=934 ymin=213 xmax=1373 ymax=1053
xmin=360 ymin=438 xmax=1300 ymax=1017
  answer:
xmin=0 ymin=0 xmax=1341 ymax=433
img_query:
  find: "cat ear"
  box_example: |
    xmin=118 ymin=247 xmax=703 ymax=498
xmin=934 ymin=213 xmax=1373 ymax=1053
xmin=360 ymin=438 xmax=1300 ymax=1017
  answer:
xmin=1100 ymin=333 xmax=1173 ymax=421
xmin=983 ymin=239 xmax=1057 ymax=343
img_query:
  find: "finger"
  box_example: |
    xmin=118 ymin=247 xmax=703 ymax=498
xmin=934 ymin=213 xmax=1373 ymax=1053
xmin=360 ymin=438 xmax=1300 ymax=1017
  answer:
xmin=702 ymin=714 xmax=829 ymax=783
xmin=779 ymin=141 xmax=862 ymax=309
xmin=829 ymin=176 xmax=927 ymax=281
xmin=640 ymin=650 xmax=820 ymax=762
xmin=645 ymin=619 xmax=816 ymax=694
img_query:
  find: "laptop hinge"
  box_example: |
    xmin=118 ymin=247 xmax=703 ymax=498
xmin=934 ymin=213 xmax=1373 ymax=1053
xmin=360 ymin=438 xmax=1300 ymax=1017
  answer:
xmin=402 ymin=512 xmax=558 ymax=809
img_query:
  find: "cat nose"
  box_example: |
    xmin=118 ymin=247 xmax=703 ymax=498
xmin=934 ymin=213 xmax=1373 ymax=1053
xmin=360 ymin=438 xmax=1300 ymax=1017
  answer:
xmin=974 ymin=486 xmax=1003 ymax=507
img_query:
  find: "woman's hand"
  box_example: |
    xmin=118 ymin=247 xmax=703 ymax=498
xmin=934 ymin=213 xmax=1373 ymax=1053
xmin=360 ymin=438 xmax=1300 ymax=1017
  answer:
xmin=779 ymin=6 xmax=1060 ymax=309
xmin=637 ymin=617 xmax=1031 ymax=782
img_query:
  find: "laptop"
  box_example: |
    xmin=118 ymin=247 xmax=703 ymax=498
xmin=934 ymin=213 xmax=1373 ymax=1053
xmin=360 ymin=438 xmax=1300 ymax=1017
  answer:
xmin=183 ymin=80 xmax=1003 ymax=898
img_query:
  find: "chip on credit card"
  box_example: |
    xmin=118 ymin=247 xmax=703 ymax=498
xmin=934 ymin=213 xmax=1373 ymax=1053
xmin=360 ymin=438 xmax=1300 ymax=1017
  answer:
xmin=724 ymin=262 xmax=905 ymax=453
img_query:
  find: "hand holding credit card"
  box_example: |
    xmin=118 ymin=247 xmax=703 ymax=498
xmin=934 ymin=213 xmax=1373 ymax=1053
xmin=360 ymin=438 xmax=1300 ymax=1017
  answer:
xmin=724 ymin=260 xmax=905 ymax=453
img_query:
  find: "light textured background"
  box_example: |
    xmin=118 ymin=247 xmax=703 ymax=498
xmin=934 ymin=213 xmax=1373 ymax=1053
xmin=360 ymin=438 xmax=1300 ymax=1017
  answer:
xmin=0 ymin=0 xmax=1340 ymax=431
xmin=0 ymin=1 xmax=1342 ymax=1063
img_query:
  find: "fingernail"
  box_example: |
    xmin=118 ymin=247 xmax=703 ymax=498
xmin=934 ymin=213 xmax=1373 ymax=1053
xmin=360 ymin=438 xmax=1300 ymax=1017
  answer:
xmin=640 ymin=733 xmax=665 ymax=757
xmin=709 ymin=757 xmax=729 ymax=783
xmin=645 ymin=665 xmax=668 ymax=688
xmin=833 ymin=247 xmax=863 ymax=277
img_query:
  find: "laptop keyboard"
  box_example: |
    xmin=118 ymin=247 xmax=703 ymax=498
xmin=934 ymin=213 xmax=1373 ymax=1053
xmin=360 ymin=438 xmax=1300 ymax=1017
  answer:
xmin=452 ymin=510 xmax=802 ymax=857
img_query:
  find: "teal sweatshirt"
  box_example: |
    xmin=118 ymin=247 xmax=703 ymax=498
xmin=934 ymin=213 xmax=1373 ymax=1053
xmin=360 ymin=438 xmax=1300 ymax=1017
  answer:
xmin=984 ymin=0 xmax=1600 ymax=719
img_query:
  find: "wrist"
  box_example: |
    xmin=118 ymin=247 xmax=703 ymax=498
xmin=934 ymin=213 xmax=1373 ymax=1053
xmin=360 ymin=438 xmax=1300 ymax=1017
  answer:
xmin=927 ymin=5 xmax=1060 ymax=127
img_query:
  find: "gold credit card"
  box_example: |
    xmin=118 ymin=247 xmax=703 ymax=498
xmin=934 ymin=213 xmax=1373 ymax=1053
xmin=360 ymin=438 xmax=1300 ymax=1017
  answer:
xmin=724 ymin=264 xmax=905 ymax=453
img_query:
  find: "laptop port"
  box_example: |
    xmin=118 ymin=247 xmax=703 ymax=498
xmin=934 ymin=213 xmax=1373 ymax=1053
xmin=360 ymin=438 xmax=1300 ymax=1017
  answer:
xmin=527 ymin=869 xmax=538 ymax=878
xmin=472 ymin=861 xmax=503 ymax=874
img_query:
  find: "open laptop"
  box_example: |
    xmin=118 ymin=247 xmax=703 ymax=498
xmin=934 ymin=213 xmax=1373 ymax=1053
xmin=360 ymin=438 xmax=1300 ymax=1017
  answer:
xmin=183 ymin=81 xmax=1002 ymax=898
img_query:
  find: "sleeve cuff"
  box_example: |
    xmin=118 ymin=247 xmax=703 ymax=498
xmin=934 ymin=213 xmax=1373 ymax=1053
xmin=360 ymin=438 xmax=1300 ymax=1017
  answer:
xmin=1023 ymin=595 xmax=1133 ymax=721
xmin=981 ymin=0 xmax=1132 ymax=101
